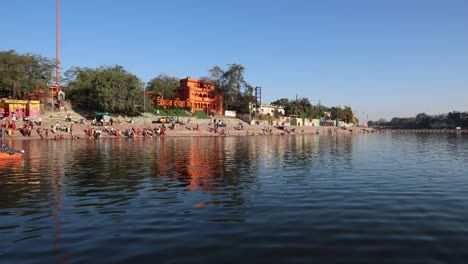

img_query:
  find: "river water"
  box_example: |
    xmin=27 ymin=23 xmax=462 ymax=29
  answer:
xmin=1 ymin=133 xmax=468 ymax=263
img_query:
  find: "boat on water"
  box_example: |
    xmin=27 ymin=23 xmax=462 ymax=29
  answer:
xmin=0 ymin=144 xmax=25 ymax=159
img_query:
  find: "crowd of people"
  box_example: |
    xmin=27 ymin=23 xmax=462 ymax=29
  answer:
xmin=83 ymin=124 xmax=172 ymax=139
xmin=1 ymin=113 xmax=371 ymax=141
xmin=1 ymin=120 xmax=17 ymax=136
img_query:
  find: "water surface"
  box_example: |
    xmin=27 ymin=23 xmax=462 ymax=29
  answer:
xmin=1 ymin=133 xmax=468 ymax=263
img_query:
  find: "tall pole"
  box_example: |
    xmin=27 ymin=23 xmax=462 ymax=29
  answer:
xmin=56 ymin=0 xmax=60 ymax=88
xmin=318 ymin=100 xmax=321 ymax=119
xmin=53 ymin=0 xmax=60 ymax=113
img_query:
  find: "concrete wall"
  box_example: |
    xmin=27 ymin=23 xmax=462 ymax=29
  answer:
xmin=26 ymin=101 xmax=40 ymax=118
xmin=225 ymin=110 xmax=236 ymax=117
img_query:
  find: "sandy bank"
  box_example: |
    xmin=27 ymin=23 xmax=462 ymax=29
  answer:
xmin=1 ymin=115 xmax=378 ymax=142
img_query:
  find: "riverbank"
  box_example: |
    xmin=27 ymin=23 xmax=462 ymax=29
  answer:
xmin=382 ymin=128 xmax=467 ymax=133
xmin=1 ymin=114 xmax=377 ymax=141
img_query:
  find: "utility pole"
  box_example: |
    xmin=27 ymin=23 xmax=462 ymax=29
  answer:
xmin=56 ymin=0 xmax=60 ymax=89
xmin=143 ymin=87 xmax=146 ymax=113
xmin=318 ymin=100 xmax=321 ymax=119
xmin=52 ymin=0 xmax=60 ymax=113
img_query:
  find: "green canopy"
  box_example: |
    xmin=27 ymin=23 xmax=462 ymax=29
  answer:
xmin=93 ymin=111 xmax=111 ymax=116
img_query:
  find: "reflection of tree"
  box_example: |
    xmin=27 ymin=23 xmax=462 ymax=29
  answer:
xmin=329 ymin=135 xmax=354 ymax=168
xmin=67 ymin=139 xmax=148 ymax=195
xmin=0 ymin=139 xmax=71 ymax=262
xmin=0 ymin=139 xmax=53 ymax=210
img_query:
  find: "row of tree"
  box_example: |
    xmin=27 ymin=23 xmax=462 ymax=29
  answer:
xmin=64 ymin=64 xmax=256 ymax=115
xmin=369 ymin=112 xmax=468 ymax=128
xmin=0 ymin=50 xmax=258 ymax=116
xmin=64 ymin=66 xmax=144 ymax=115
xmin=0 ymin=50 xmax=54 ymax=99
xmin=1 ymin=50 xmax=357 ymax=120
xmin=200 ymin=64 xmax=254 ymax=113
xmin=270 ymin=98 xmax=356 ymax=123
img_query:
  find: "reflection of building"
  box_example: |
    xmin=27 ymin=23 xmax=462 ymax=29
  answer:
xmin=0 ymin=99 xmax=40 ymax=118
xmin=249 ymin=103 xmax=285 ymax=115
xmin=176 ymin=78 xmax=223 ymax=115
xmin=172 ymin=137 xmax=225 ymax=191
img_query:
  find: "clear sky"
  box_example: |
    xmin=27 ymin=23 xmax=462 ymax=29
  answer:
xmin=2 ymin=0 xmax=468 ymax=121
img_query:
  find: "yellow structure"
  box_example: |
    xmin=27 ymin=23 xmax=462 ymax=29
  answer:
xmin=0 ymin=99 xmax=40 ymax=119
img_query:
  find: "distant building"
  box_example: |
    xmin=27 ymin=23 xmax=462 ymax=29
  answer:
xmin=250 ymin=103 xmax=285 ymax=116
xmin=176 ymin=77 xmax=223 ymax=115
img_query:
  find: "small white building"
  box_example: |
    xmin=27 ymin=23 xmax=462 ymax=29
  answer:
xmin=250 ymin=103 xmax=285 ymax=116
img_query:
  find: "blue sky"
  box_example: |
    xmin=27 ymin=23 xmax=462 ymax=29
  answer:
xmin=2 ymin=0 xmax=468 ymax=120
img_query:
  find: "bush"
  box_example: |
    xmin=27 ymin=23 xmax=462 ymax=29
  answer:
xmin=193 ymin=110 xmax=210 ymax=119
xmin=154 ymin=107 xmax=192 ymax=117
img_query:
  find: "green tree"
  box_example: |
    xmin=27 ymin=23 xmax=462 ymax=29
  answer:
xmin=341 ymin=106 xmax=355 ymax=124
xmin=271 ymin=98 xmax=289 ymax=107
xmin=271 ymin=98 xmax=292 ymax=115
xmin=461 ymin=112 xmax=468 ymax=127
xmin=63 ymin=65 xmax=143 ymax=115
xmin=273 ymin=98 xmax=356 ymax=123
xmin=447 ymin=111 xmax=461 ymax=127
xmin=146 ymin=74 xmax=179 ymax=99
xmin=415 ymin=113 xmax=431 ymax=128
xmin=272 ymin=98 xmax=312 ymax=117
xmin=0 ymin=50 xmax=54 ymax=98
xmin=296 ymin=98 xmax=312 ymax=116
xmin=204 ymin=64 xmax=253 ymax=113
xmin=206 ymin=65 xmax=224 ymax=90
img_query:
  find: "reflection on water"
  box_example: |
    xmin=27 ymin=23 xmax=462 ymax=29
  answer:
xmin=1 ymin=134 xmax=468 ymax=263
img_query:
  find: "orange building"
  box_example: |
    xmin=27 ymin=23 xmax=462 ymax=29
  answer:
xmin=176 ymin=78 xmax=223 ymax=115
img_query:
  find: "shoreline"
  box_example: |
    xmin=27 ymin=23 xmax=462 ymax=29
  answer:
xmin=1 ymin=116 xmax=377 ymax=142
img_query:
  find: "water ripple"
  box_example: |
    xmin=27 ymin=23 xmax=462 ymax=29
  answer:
xmin=1 ymin=134 xmax=468 ymax=263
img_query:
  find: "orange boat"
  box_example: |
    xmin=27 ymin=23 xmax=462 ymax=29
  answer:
xmin=0 ymin=152 xmax=23 ymax=159
xmin=0 ymin=158 xmax=21 ymax=171
xmin=0 ymin=144 xmax=25 ymax=159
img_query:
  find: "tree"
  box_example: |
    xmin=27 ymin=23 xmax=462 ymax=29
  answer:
xmin=461 ymin=112 xmax=468 ymax=127
xmin=341 ymin=106 xmax=355 ymax=124
xmin=272 ymin=97 xmax=354 ymax=121
xmin=415 ymin=113 xmax=431 ymax=128
xmin=273 ymin=98 xmax=295 ymax=116
xmin=447 ymin=111 xmax=461 ymax=127
xmin=374 ymin=118 xmax=388 ymax=126
xmin=203 ymin=64 xmax=254 ymax=113
xmin=221 ymin=64 xmax=247 ymax=112
xmin=63 ymin=65 xmax=143 ymax=115
xmin=296 ymin=98 xmax=312 ymax=115
xmin=271 ymin=98 xmax=290 ymax=108
xmin=207 ymin=65 xmax=224 ymax=90
xmin=146 ymin=74 xmax=179 ymax=99
xmin=271 ymin=98 xmax=309 ymax=117
xmin=0 ymin=50 xmax=54 ymax=98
